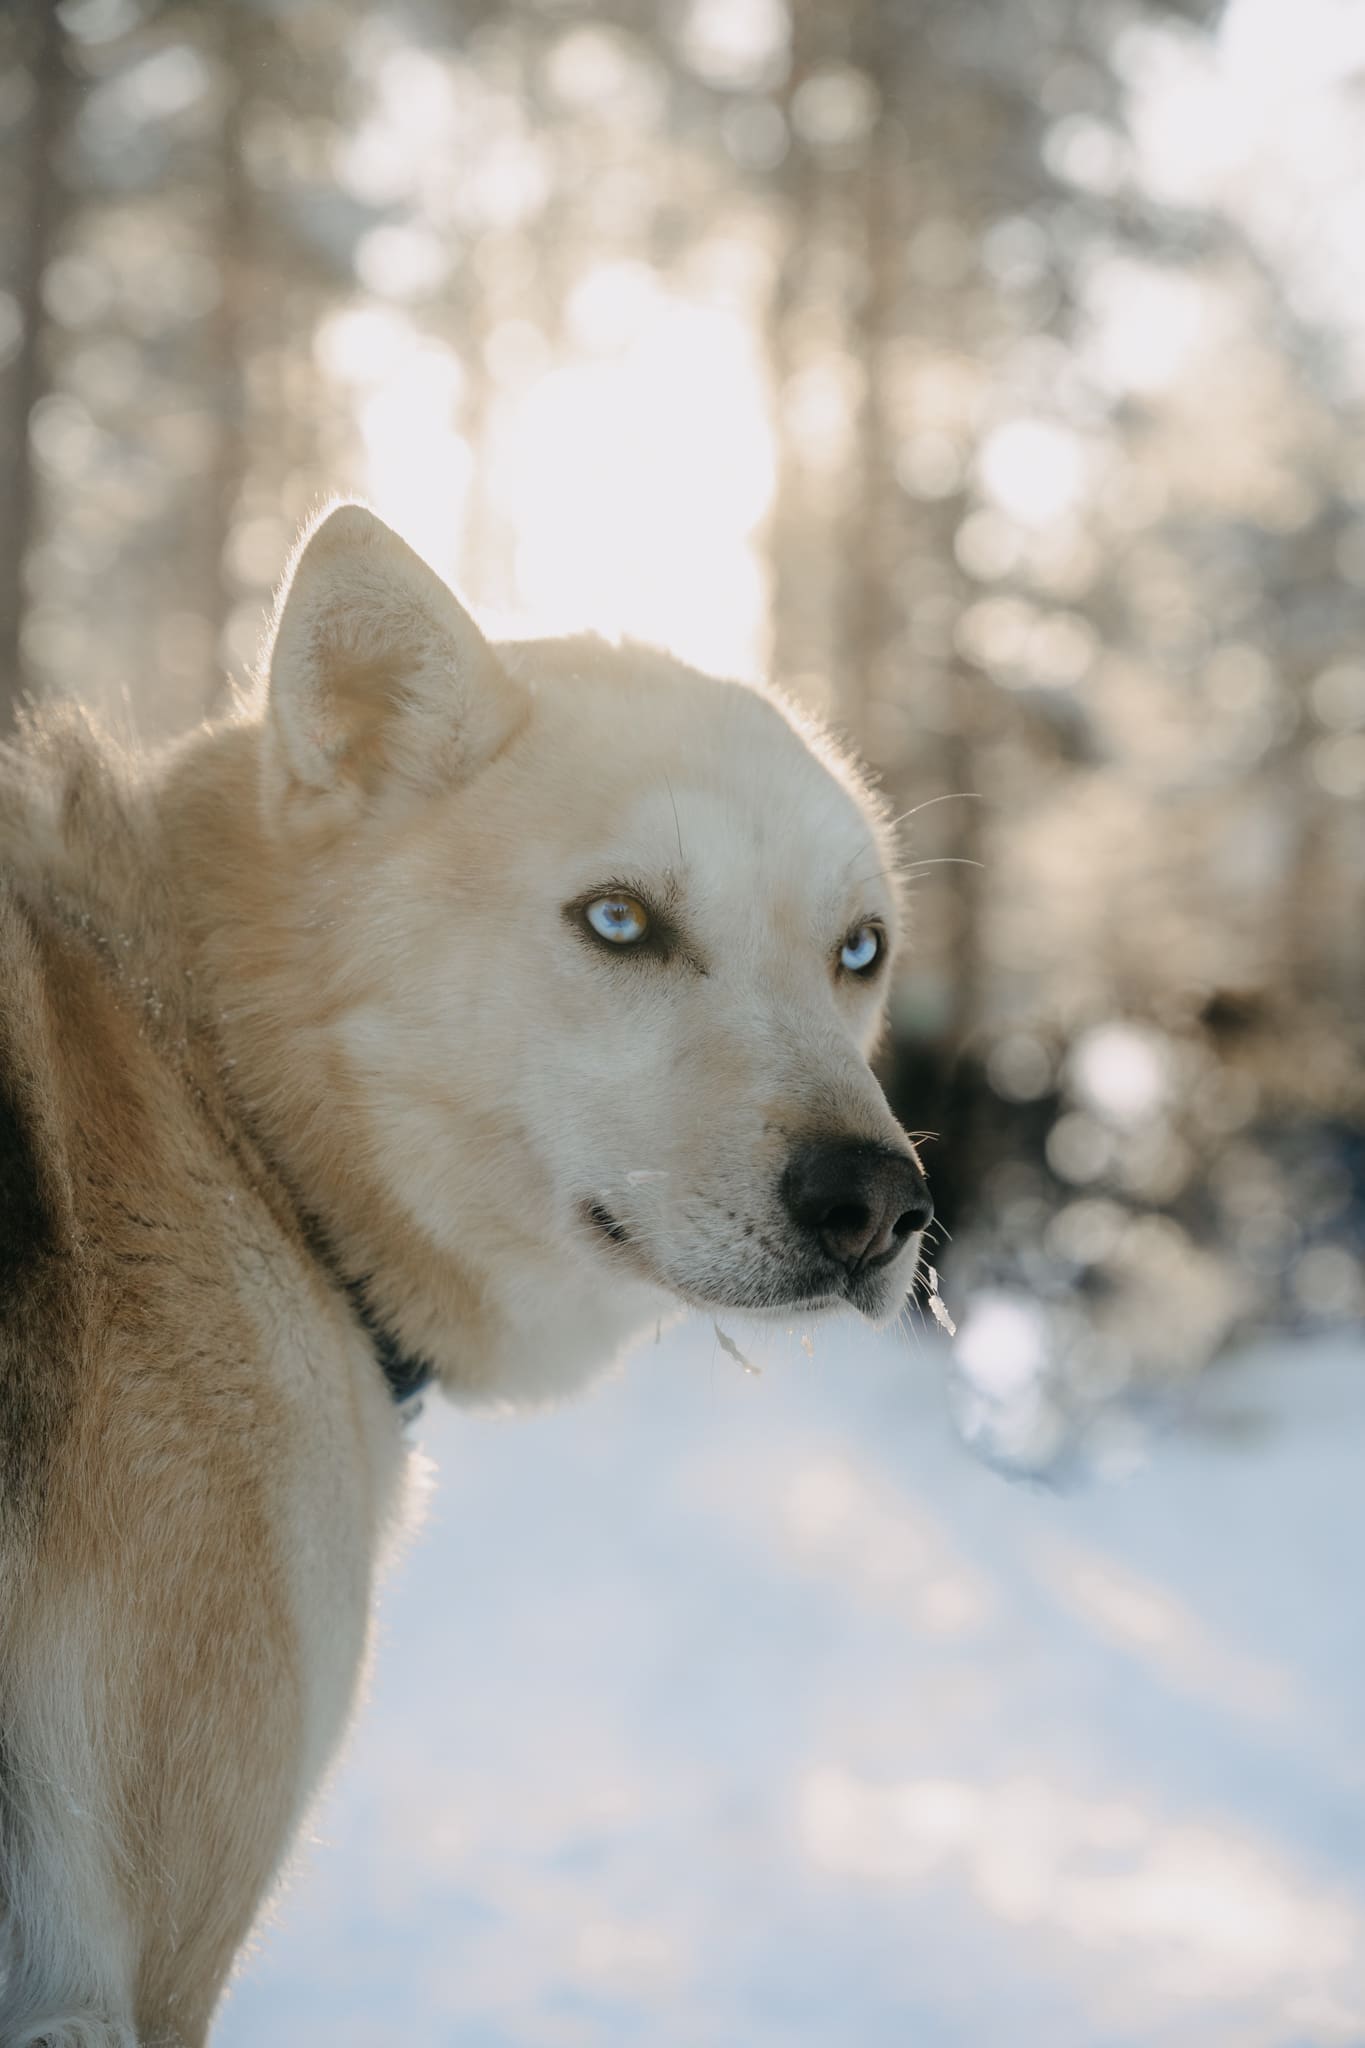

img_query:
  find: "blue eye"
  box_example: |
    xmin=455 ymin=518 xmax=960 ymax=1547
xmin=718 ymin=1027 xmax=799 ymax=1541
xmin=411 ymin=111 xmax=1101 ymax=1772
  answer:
xmin=840 ymin=923 xmax=883 ymax=974
xmin=585 ymin=894 xmax=650 ymax=946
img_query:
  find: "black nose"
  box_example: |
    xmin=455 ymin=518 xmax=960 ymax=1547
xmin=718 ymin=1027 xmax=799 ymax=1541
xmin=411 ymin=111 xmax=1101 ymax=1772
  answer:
xmin=781 ymin=1139 xmax=933 ymax=1275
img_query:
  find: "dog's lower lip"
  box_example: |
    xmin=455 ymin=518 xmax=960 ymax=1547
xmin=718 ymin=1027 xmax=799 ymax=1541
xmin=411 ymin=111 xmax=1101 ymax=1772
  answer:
xmin=586 ymin=1201 xmax=631 ymax=1245
xmin=582 ymin=1200 xmax=672 ymax=1292
xmin=787 ymin=1281 xmax=843 ymax=1307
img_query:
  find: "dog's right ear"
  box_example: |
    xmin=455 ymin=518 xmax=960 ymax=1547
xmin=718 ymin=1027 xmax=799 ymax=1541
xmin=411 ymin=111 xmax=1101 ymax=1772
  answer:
xmin=262 ymin=504 xmax=527 ymax=813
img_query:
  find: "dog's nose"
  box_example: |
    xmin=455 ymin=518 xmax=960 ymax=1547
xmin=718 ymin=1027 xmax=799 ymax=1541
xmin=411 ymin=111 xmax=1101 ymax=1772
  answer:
xmin=781 ymin=1139 xmax=933 ymax=1273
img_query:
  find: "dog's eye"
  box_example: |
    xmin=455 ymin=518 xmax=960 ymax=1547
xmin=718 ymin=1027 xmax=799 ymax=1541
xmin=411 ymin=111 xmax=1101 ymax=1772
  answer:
xmin=585 ymin=894 xmax=650 ymax=946
xmin=839 ymin=923 xmax=884 ymax=975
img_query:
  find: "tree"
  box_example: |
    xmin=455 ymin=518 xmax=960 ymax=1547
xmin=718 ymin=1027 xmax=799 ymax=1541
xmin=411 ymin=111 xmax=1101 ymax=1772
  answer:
xmin=0 ymin=0 xmax=67 ymax=727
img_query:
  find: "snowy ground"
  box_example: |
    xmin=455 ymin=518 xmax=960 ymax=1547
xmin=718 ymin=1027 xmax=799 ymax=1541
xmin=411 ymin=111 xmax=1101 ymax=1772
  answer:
xmin=217 ymin=1317 xmax=1365 ymax=2048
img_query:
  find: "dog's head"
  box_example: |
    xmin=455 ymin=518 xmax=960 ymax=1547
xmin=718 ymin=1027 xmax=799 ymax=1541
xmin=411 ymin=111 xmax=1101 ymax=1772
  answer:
xmin=260 ymin=505 xmax=930 ymax=1340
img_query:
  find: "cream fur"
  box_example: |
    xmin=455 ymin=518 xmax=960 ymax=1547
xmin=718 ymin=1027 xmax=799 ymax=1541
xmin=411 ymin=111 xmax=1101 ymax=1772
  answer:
xmin=0 ymin=505 xmax=925 ymax=2041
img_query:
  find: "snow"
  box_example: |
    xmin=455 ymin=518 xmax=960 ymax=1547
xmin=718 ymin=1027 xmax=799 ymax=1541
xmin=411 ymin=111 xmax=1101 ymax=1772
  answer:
xmin=220 ymin=1319 xmax=1365 ymax=2048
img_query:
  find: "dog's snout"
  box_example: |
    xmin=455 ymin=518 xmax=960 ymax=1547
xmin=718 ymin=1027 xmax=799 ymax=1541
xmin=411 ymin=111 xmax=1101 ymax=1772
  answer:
xmin=781 ymin=1139 xmax=933 ymax=1274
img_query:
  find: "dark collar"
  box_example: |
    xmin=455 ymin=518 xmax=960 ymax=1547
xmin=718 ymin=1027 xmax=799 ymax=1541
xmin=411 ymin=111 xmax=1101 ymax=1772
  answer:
xmin=225 ymin=1104 xmax=435 ymax=1413
xmin=343 ymin=1275 xmax=436 ymax=1410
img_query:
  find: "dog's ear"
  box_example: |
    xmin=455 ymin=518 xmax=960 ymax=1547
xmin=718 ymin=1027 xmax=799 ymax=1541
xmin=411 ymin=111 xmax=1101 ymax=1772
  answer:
xmin=263 ymin=504 xmax=526 ymax=805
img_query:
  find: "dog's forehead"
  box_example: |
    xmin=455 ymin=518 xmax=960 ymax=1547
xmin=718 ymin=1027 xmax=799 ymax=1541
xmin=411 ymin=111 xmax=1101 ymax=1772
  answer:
xmin=624 ymin=736 xmax=873 ymax=926
xmin=621 ymin=763 xmax=872 ymax=893
xmin=516 ymin=640 xmax=881 ymax=876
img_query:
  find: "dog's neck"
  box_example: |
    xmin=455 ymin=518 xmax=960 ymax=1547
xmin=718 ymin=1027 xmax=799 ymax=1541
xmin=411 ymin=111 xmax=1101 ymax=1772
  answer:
xmin=155 ymin=719 xmax=665 ymax=1407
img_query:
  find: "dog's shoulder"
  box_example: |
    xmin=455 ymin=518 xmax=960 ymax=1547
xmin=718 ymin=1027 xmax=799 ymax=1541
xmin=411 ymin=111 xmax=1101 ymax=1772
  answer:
xmin=0 ymin=885 xmax=73 ymax=1267
xmin=0 ymin=874 xmax=88 ymax=1534
xmin=0 ymin=708 xmax=355 ymax=1545
xmin=0 ymin=709 xmax=193 ymax=1532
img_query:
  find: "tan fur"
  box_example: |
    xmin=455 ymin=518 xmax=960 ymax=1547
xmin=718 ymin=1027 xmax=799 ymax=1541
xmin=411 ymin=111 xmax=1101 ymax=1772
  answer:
xmin=0 ymin=507 xmax=926 ymax=2041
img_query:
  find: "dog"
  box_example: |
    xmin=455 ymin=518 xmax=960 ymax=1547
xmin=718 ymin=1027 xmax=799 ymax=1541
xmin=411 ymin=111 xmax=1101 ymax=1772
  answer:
xmin=0 ymin=504 xmax=931 ymax=2044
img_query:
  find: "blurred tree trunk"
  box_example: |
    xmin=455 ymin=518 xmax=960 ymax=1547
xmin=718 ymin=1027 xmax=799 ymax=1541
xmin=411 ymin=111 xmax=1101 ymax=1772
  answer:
xmin=770 ymin=0 xmax=862 ymax=717
xmin=0 ymin=0 xmax=66 ymax=729
xmin=205 ymin=21 xmax=250 ymax=713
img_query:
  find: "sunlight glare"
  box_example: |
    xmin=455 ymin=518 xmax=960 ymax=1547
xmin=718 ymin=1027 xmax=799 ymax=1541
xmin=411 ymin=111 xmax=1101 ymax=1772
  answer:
xmin=1082 ymin=257 xmax=1223 ymax=396
xmin=489 ymin=289 xmax=775 ymax=677
xmin=316 ymin=284 xmax=774 ymax=670
xmin=679 ymin=0 xmax=790 ymax=91
xmin=1068 ymin=1022 xmax=1170 ymax=1129
xmin=314 ymin=306 xmax=473 ymax=580
xmin=978 ymin=419 xmax=1091 ymax=528
xmin=1117 ymin=0 xmax=1365 ymax=367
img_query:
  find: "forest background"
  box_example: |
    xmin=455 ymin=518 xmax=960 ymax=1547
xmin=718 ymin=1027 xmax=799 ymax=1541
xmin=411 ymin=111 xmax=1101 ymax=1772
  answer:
xmin=1 ymin=0 xmax=1361 ymax=1466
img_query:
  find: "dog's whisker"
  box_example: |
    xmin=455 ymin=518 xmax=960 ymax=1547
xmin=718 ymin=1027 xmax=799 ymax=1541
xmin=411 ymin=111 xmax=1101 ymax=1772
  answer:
xmin=847 ymin=854 xmax=986 ymax=892
xmin=663 ymin=771 xmax=685 ymax=866
xmin=883 ymin=791 xmax=983 ymax=833
xmin=902 ymin=856 xmax=985 ymax=872
xmin=841 ymin=793 xmax=982 ymax=880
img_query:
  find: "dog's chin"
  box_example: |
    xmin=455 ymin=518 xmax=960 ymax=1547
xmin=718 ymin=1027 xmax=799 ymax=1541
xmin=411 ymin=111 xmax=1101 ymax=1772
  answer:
xmin=765 ymin=1265 xmax=914 ymax=1328
xmin=847 ymin=1265 xmax=920 ymax=1329
xmin=578 ymin=1201 xmax=917 ymax=1326
xmin=696 ymin=1233 xmax=926 ymax=1326
xmin=681 ymin=1274 xmax=908 ymax=1326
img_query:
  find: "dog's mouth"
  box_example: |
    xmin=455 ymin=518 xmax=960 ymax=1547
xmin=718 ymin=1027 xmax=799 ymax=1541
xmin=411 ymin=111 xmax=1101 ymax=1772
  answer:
xmin=586 ymin=1201 xmax=632 ymax=1248
xmin=580 ymin=1199 xmax=912 ymax=1321
xmin=581 ymin=1199 xmax=664 ymax=1289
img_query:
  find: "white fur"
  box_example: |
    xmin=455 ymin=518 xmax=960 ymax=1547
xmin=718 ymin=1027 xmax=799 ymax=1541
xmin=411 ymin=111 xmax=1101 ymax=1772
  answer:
xmin=0 ymin=505 xmax=928 ymax=2039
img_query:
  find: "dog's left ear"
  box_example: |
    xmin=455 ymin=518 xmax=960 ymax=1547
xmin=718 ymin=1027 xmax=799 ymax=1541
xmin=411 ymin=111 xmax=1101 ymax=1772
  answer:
xmin=263 ymin=504 xmax=526 ymax=806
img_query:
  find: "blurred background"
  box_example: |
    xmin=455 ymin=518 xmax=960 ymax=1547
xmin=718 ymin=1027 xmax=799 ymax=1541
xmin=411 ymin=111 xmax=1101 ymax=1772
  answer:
xmin=2 ymin=0 xmax=1363 ymax=2041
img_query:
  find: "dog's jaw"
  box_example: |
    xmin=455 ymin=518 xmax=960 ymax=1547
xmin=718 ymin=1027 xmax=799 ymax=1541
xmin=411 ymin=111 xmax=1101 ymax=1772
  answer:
xmin=577 ymin=1192 xmax=922 ymax=1329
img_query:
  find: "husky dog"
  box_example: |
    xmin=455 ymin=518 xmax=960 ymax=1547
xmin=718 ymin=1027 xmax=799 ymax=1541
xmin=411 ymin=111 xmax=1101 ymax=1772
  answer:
xmin=0 ymin=506 xmax=931 ymax=2043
